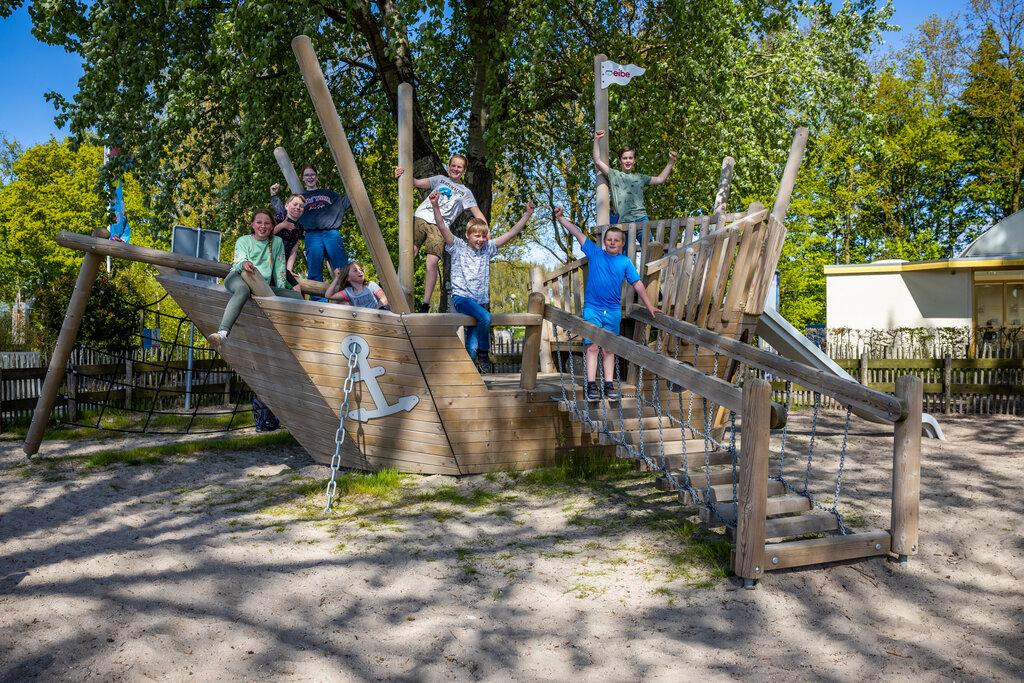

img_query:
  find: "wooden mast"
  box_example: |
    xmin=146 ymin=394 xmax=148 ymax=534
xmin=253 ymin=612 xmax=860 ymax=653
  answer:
xmin=397 ymin=83 xmax=415 ymax=310
xmin=290 ymin=35 xmax=410 ymax=314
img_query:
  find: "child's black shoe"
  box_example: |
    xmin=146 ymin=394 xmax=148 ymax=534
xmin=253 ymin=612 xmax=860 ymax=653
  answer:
xmin=477 ymin=353 xmax=492 ymax=374
xmin=603 ymin=381 xmax=619 ymax=401
xmin=586 ymin=381 xmax=601 ymax=402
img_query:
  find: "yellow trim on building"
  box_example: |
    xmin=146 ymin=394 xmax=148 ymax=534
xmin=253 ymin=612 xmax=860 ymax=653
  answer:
xmin=824 ymin=257 xmax=1024 ymax=275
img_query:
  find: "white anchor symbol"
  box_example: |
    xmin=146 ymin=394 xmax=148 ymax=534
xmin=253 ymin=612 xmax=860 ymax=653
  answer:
xmin=341 ymin=335 xmax=420 ymax=422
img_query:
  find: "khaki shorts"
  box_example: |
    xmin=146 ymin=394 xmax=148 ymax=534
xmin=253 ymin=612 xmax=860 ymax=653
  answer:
xmin=414 ymin=216 xmax=445 ymax=258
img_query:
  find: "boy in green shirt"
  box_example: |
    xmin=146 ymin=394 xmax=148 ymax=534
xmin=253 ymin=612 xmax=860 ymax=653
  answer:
xmin=592 ymin=129 xmax=676 ymax=224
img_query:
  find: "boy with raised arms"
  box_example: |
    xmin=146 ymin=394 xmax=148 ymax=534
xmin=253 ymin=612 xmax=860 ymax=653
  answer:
xmin=592 ymin=129 xmax=676 ymax=225
xmin=554 ymin=206 xmax=661 ymax=401
xmin=394 ymin=154 xmax=487 ymax=312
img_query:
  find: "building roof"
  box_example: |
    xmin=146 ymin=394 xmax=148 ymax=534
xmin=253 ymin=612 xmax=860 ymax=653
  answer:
xmin=959 ymin=208 xmax=1024 ymax=258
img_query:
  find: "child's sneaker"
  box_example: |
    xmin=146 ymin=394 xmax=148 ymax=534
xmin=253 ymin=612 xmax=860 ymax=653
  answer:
xmin=603 ymin=381 xmax=620 ymax=401
xmin=585 ymin=381 xmax=601 ymax=402
xmin=419 ymin=301 xmax=430 ymax=313
xmin=207 ymin=330 xmax=228 ymax=352
xmin=477 ymin=353 xmax=492 ymax=374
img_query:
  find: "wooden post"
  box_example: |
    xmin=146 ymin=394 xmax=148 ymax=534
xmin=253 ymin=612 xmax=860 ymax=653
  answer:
xmin=124 ymin=358 xmax=133 ymax=409
xmin=273 ymin=147 xmax=304 ymax=194
xmin=735 ymin=377 xmax=771 ymax=585
xmin=770 ymin=127 xmax=809 ymax=223
xmin=594 ymin=54 xmax=610 ymax=227
xmin=397 ymin=83 xmax=415 ymax=310
xmin=290 ymin=35 xmax=410 ymax=314
xmin=713 ymin=157 xmax=735 ymax=215
xmin=240 ymin=268 xmax=274 ymax=298
xmin=860 ymin=350 xmax=870 ymax=387
xmin=66 ymin=368 xmax=78 ymax=423
xmin=531 ymin=267 xmax=554 ymax=373
xmin=519 ymin=292 xmax=546 ymax=390
xmin=24 ymin=226 xmax=108 ymax=456
xmin=943 ymin=352 xmax=952 ymax=414
xmin=891 ymin=375 xmax=922 ymax=564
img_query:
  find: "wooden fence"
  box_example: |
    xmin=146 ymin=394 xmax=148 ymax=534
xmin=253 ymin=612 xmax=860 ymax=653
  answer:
xmin=764 ymin=354 xmax=1024 ymax=415
xmin=0 ymin=348 xmax=251 ymax=430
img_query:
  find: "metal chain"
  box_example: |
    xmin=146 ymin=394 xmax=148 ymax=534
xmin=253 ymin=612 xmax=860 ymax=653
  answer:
xmin=324 ymin=340 xmax=361 ymax=512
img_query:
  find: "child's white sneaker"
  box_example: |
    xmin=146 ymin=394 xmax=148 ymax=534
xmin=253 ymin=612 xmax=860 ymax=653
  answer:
xmin=207 ymin=330 xmax=228 ymax=352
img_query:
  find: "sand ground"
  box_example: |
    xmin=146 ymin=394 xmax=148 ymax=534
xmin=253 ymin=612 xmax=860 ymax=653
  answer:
xmin=1 ymin=412 xmax=1022 ymax=681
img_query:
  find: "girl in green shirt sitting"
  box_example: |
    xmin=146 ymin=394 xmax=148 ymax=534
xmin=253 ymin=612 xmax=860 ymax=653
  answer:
xmin=207 ymin=209 xmax=303 ymax=350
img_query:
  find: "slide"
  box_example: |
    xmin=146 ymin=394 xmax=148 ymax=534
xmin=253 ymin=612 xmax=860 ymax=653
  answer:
xmin=756 ymin=307 xmax=945 ymax=440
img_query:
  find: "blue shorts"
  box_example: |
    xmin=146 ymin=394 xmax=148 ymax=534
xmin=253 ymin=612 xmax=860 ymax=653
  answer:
xmin=582 ymin=306 xmax=621 ymax=345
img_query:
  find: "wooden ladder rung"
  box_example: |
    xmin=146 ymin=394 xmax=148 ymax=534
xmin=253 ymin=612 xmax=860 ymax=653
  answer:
xmin=724 ymin=510 xmax=841 ymax=541
xmin=699 ymin=494 xmax=812 ymax=525
xmin=761 ymin=530 xmax=891 ymax=570
xmin=708 ymin=479 xmax=786 ymax=503
xmin=617 ymin=441 xmax=733 ymax=463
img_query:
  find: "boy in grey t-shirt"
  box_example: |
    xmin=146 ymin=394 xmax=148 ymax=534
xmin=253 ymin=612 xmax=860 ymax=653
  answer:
xmin=592 ymin=129 xmax=676 ymax=224
xmin=394 ymin=154 xmax=486 ymax=312
xmin=429 ymin=190 xmax=535 ymax=373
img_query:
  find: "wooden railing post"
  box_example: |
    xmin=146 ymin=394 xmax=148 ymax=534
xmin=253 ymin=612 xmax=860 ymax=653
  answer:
xmin=531 ymin=267 xmax=554 ymax=373
xmin=860 ymin=350 xmax=870 ymax=387
xmin=67 ymin=367 xmax=78 ymax=423
xmin=735 ymin=377 xmax=771 ymax=587
xmin=892 ymin=375 xmax=922 ymax=566
xmin=125 ymin=359 xmax=133 ymax=409
xmin=520 ymin=293 xmax=546 ymax=390
xmin=943 ymin=352 xmax=952 ymax=414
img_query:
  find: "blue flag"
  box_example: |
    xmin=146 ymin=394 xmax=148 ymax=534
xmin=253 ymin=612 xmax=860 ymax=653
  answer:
xmin=110 ymin=183 xmax=131 ymax=243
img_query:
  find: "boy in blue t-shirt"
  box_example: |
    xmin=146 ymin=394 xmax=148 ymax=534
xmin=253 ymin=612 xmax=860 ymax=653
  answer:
xmin=555 ymin=207 xmax=661 ymax=401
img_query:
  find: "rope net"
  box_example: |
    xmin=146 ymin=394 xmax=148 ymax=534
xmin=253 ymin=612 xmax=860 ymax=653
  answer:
xmin=50 ymin=289 xmax=256 ymax=435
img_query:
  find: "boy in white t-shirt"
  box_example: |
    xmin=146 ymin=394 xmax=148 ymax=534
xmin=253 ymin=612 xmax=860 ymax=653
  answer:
xmin=429 ymin=190 xmax=535 ymax=373
xmin=394 ymin=154 xmax=487 ymax=312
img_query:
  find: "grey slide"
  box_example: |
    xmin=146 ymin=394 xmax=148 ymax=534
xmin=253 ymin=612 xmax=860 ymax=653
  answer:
xmin=756 ymin=307 xmax=945 ymax=440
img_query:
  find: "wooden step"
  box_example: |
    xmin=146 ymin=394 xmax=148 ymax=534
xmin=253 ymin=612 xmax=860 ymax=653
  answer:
xmin=655 ymin=468 xmax=736 ymax=491
xmin=580 ymin=414 xmax=698 ymax=434
xmin=759 ymin=530 xmax=891 ymax=570
xmin=699 ymin=494 xmax=812 ymax=525
xmin=622 ymin=444 xmax=734 ymax=466
xmin=725 ymin=511 xmax=841 ymax=541
xmin=706 ymin=479 xmax=786 ymax=503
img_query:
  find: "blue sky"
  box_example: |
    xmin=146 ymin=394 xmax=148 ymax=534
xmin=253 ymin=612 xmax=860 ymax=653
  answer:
xmin=0 ymin=0 xmax=971 ymax=150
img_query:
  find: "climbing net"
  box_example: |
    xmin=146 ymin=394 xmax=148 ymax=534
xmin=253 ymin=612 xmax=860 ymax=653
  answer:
xmin=550 ymin=319 xmax=855 ymax=534
xmin=51 ymin=290 xmax=258 ymax=435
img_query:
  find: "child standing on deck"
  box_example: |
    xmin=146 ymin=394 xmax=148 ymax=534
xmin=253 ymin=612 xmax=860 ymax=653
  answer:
xmin=394 ymin=155 xmax=487 ymax=312
xmin=592 ymin=130 xmax=676 ymax=225
xmin=554 ymin=207 xmax=661 ymax=401
xmin=430 ymin=190 xmax=534 ymax=373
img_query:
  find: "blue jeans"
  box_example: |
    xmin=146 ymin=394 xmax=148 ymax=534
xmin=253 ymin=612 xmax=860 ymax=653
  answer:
xmin=304 ymin=229 xmax=348 ymax=300
xmin=453 ymin=296 xmax=491 ymax=357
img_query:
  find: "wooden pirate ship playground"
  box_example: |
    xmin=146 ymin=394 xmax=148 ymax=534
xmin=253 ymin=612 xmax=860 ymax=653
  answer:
xmin=24 ymin=38 xmax=923 ymax=585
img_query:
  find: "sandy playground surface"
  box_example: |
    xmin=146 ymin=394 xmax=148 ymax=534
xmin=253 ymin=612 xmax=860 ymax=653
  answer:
xmin=1 ymin=412 xmax=1022 ymax=681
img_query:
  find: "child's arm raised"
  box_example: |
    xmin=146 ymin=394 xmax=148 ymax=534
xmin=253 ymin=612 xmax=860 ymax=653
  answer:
xmin=632 ymin=280 xmax=663 ymax=317
xmin=324 ymin=268 xmax=350 ymax=304
xmin=554 ymin=206 xmax=586 ymax=248
xmin=430 ymin=190 xmax=456 ymax=247
xmin=393 ymin=166 xmax=432 ymax=190
xmin=494 ymin=201 xmax=535 ymax=248
xmin=592 ymin=130 xmax=611 ymax=176
xmin=649 ymin=150 xmax=678 ymax=186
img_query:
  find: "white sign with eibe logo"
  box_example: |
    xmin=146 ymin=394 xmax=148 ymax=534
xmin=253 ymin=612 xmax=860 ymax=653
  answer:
xmin=600 ymin=60 xmax=646 ymax=89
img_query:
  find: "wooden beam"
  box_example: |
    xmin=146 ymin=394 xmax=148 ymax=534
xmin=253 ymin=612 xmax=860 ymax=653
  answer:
xmin=397 ymin=82 xmax=415 ymax=309
xmin=273 ymin=147 xmax=304 ymax=194
xmin=594 ymin=53 xmax=609 ymax=226
xmin=24 ymin=226 xmax=110 ymax=456
xmin=734 ymin=378 xmax=770 ymax=581
xmin=891 ymin=375 xmax=922 ymax=560
xmin=763 ymin=530 xmax=891 ymax=571
xmin=290 ymin=35 xmax=410 ymax=314
xmin=56 ymin=231 xmax=229 ymax=278
xmin=628 ymin=308 xmax=906 ymax=423
xmin=713 ymin=156 xmax=735 ymax=215
xmin=772 ymin=127 xmax=809 ymax=224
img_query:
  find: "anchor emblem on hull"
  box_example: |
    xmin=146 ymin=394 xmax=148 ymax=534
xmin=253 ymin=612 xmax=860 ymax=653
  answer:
xmin=340 ymin=335 xmax=420 ymax=422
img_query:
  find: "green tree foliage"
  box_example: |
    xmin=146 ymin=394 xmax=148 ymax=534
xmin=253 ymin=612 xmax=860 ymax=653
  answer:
xmin=31 ymin=271 xmax=143 ymax=352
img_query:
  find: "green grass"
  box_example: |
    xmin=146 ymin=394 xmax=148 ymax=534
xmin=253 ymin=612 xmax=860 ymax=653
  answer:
xmin=518 ymin=452 xmax=634 ymax=487
xmin=417 ymin=485 xmax=502 ymax=506
xmin=3 ymin=408 xmax=255 ymax=440
xmin=663 ymin=519 xmax=732 ymax=583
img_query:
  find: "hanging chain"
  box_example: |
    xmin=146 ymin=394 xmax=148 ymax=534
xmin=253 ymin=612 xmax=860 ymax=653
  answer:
xmin=324 ymin=340 xmax=361 ymax=512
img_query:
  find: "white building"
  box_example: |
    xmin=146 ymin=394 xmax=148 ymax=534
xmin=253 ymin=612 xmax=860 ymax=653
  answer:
xmin=825 ymin=209 xmax=1024 ymax=333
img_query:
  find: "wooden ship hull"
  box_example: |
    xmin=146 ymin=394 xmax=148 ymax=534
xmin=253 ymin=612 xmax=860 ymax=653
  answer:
xmin=157 ymin=271 xmax=595 ymax=474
